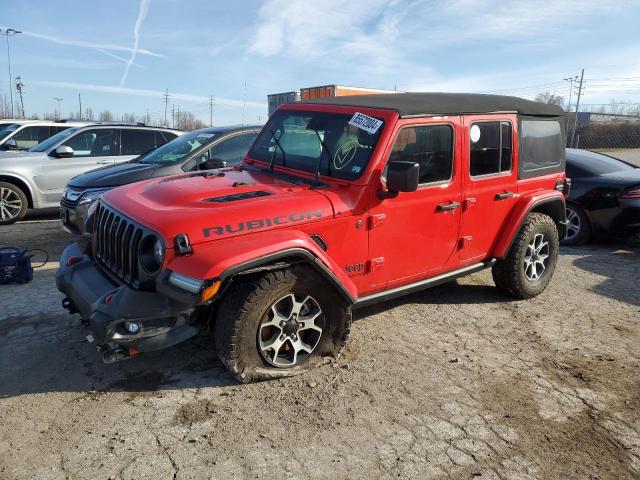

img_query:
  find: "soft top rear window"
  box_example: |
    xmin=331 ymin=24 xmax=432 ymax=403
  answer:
xmin=247 ymin=109 xmax=384 ymax=181
xmin=519 ymin=117 xmax=565 ymax=178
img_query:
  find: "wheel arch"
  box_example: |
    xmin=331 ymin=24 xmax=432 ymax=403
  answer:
xmin=492 ymin=191 xmax=566 ymax=259
xmin=0 ymin=174 xmax=34 ymax=208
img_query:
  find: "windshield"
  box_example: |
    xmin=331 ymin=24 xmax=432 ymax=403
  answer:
xmin=137 ymin=130 xmax=217 ymax=164
xmin=30 ymin=127 xmax=78 ymax=152
xmin=567 ymin=149 xmax=637 ymax=175
xmin=0 ymin=124 xmax=19 ymax=142
xmin=247 ymin=110 xmax=384 ymax=181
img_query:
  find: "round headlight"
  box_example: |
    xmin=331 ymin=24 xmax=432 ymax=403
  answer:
xmin=140 ymin=235 xmax=164 ymax=273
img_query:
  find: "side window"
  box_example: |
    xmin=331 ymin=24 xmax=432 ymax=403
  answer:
xmin=154 ymin=131 xmax=173 ymax=147
xmin=12 ymin=126 xmax=53 ymax=149
xmin=120 ymin=129 xmax=156 ymax=156
xmin=209 ymin=133 xmax=258 ymax=166
xmin=63 ymin=129 xmax=116 ymax=157
xmin=469 ymin=121 xmax=512 ymax=177
xmin=387 ymin=125 xmax=453 ymax=185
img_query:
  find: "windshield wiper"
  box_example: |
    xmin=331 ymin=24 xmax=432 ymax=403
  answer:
xmin=311 ymin=128 xmax=332 ymax=185
xmin=268 ymin=129 xmax=286 ymax=173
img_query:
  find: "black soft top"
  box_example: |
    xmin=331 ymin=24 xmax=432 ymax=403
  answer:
xmin=305 ymin=92 xmax=564 ymax=117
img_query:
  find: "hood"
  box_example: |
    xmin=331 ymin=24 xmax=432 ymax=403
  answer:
xmin=102 ymin=169 xmax=336 ymax=246
xmin=600 ymin=168 xmax=640 ymax=186
xmin=69 ymin=161 xmax=158 ymax=188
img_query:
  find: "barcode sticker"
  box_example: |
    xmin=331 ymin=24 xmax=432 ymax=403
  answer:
xmin=348 ymin=112 xmax=383 ymax=134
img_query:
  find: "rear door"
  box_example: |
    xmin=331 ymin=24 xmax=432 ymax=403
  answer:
xmin=368 ymin=117 xmax=463 ymax=289
xmin=118 ymin=129 xmax=158 ymax=162
xmin=459 ymin=115 xmax=518 ymax=261
xmin=9 ymin=126 xmax=57 ymax=150
xmin=42 ymin=128 xmax=118 ymax=196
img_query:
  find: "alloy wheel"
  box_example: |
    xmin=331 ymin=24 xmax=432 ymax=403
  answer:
xmin=258 ymin=293 xmax=324 ymax=367
xmin=565 ymin=207 xmax=581 ymax=242
xmin=0 ymin=187 xmax=22 ymax=221
xmin=524 ymin=233 xmax=550 ymax=281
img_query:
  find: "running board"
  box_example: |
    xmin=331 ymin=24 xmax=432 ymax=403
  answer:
xmin=354 ymin=260 xmax=496 ymax=309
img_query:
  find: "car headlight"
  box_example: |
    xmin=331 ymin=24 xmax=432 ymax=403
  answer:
xmin=78 ymin=189 xmax=109 ymax=205
xmin=139 ymin=235 xmax=165 ymax=273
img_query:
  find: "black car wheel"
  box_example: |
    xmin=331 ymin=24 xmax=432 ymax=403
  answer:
xmin=561 ymin=204 xmax=591 ymax=246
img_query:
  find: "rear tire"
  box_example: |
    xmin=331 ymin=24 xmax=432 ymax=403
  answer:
xmin=492 ymin=213 xmax=559 ymax=299
xmin=0 ymin=182 xmax=28 ymax=225
xmin=561 ymin=204 xmax=591 ymax=246
xmin=214 ymin=266 xmax=351 ymax=383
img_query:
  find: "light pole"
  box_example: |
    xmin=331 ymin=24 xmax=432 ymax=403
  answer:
xmin=0 ymin=28 xmax=21 ymax=118
xmin=53 ymin=97 xmax=63 ymax=120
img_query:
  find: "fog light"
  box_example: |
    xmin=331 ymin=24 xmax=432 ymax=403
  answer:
xmin=124 ymin=321 xmax=140 ymax=334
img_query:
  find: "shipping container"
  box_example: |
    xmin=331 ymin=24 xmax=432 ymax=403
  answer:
xmin=299 ymin=85 xmax=397 ymax=101
xmin=268 ymin=91 xmax=301 ymax=116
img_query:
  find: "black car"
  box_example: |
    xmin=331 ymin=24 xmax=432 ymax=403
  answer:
xmin=60 ymin=125 xmax=260 ymax=234
xmin=563 ymin=148 xmax=640 ymax=246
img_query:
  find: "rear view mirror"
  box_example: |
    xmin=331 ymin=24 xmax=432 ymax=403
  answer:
xmin=378 ymin=161 xmax=419 ymax=199
xmin=205 ymin=157 xmax=227 ymax=169
xmin=53 ymin=145 xmax=74 ymax=158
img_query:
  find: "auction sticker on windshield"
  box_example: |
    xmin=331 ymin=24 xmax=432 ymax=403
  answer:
xmin=349 ymin=112 xmax=383 ymax=134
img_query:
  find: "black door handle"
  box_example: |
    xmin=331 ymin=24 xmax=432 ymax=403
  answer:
xmin=437 ymin=202 xmax=460 ymax=212
xmin=495 ymin=191 xmax=514 ymax=200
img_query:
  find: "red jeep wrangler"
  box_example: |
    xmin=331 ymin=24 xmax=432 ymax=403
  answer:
xmin=56 ymin=93 xmax=569 ymax=382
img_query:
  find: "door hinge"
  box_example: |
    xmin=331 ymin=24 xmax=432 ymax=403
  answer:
xmin=369 ymin=257 xmax=384 ymax=272
xmin=369 ymin=214 xmax=386 ymax=229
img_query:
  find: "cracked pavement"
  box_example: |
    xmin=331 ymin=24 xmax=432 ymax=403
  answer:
xmin=0 ymin=218 xmax=639 ymax=479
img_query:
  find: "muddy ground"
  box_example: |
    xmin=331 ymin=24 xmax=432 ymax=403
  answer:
xmin=0 ymin=217 xmax=638 ymax=479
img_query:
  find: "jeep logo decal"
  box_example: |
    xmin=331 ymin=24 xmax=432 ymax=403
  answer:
xmin=203 ymin=210 xmax=323 ymax=237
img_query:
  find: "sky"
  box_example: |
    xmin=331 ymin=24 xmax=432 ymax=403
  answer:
xmin=2 ymin=0 xmax=640 ymax=125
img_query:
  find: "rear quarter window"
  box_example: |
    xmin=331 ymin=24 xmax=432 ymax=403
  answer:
xmin=519 ymin=118 xmax=565 ymax=178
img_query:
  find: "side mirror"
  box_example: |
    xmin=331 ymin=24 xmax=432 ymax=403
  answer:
xmin=3 ymin=139 xmax=18 ymax=150
xmin=53 ymin=145 xmax=74 ymax=158
xmin=205 ymin=157 xmax=227 ymax=169
xmin=378 ymin=161 xmax=419 ymax=199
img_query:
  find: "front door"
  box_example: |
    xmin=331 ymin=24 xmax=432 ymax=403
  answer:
xmin=459 ymin=115 xmax=518 ymax=261
xmin=42 ymin=128 xmax=118 ymax=201
xmin=368 ymin=118 xmax=463 ymax=289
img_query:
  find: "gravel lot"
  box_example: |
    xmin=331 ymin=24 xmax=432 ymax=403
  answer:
xmin=1 ymin=217 xmax=639 ymax=480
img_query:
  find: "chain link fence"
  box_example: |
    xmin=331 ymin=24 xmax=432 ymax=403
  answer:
xmin=576 ymin=132 xmax=640 ymax=166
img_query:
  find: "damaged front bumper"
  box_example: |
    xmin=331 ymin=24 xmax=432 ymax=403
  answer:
xmin=55 ymin=242 xmax=202 ymax=362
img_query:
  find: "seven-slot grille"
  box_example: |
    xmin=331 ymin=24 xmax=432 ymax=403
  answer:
xmin=94 ymin=202 xmax=145 ymax=287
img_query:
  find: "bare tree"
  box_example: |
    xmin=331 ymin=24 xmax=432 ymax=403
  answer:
xmin=534 ymin=92 xmax=566 ymax=109
xmin=99 ymin=110 xmax=114 ymax=121
xmin=84 ymin=107 xmax=94 ymax=120
xmin=0 ymin=93 xmax=11 ymax=118
xmin=174 ymin=110 xmax=206 ymax=131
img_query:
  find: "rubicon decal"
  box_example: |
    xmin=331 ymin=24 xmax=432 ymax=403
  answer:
xmin=203 ymin=210 xmax=323 ymax=237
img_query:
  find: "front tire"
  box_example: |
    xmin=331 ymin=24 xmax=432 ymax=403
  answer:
xmin=0 ymin=182 xmax=28 ymax=225
xmin=214 ymin=266 xmax=351 ymax=383
xmin=492 ymin=213 xmax=559 ymax=299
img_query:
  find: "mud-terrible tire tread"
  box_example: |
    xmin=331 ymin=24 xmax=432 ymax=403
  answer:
xmin=492 ymin=212 xmax=558 ymax=299
xmin=215 ymin=267 xmax=351 ymax=383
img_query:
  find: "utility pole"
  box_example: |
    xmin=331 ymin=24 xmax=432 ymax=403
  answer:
xmin=1 ymin=28 xmax=21 ymax=118
xmin=78 ymin=93 xmax=82 ymax=120
xmin=209 ymin=96 xmax=215 ymax=127
xmin=570 ymin=69 xmax=585 ymax=148
xmin=145 ymin=109 xmax=150 ymax=125
xmin=53 ymin=97 xmax=63 ymax=120
xmin=162 ymin=89 xmax=170 ymax=126
xmin=242 ymin=82 xmax=247 ymax=126
xmin=171 ymin=104 xmax=175 ymax=129
xmin=15 ymin=75 xmax=24 ymax=118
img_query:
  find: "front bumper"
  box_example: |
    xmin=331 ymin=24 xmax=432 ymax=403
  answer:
xmin=56 ymin=242 xmax=201 ymax=359
xmin=60 ymin=203 xmax=88 ymax=236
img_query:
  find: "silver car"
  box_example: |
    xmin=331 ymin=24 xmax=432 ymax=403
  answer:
xmin=0 ymin=123 xmax=182 ymax=224
xmin=0 ymin=120 xmax=87 ymax=151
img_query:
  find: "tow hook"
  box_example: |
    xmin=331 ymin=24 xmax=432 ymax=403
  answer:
xmin=62 ymin=297 xmax=78 ymax=314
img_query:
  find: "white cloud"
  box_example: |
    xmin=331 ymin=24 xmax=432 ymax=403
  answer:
xmin=19 ymin=30 xmax=164 ymax=57
xmin=121 ymin=0 xmax=152 ymax=85
xmin=30 ymin=80 xmax=265 ymax=109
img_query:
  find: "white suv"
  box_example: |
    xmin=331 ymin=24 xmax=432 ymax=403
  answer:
xmin=0 ymin=120 xmax=88 ymax=151
xmin=0 ymin=123 xmax=182 ymax=224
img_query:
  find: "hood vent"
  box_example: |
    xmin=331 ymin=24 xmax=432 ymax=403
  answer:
xmin=204 ymin=190 xmax=272 ymax=203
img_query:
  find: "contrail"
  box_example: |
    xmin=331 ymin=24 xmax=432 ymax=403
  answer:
xmin=120 ymin=0 xmax=151 ymax=86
